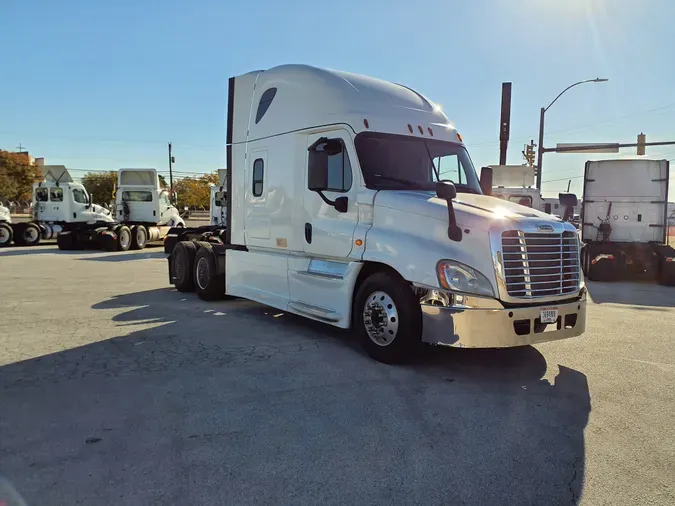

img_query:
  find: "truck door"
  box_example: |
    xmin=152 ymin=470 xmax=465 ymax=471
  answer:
xmin=303 ymin=131 xmax=359 ymax=258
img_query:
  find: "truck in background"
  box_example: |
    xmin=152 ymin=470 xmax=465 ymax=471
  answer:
xmin=210 ymin=169 xmax=227 ymax=226
xmin=0 ymin=166 xmax=115 ymax=248
xmin=0 ymin=201 xmax=14 ymax=247
xmin=580 ymin=159 xmax=675 ymax=284
xmin=490 ymin=164 xmax=544 ymax=210
xmin=56 ymin=168 xmax=186 ymax=251
xmin=164 ymin=64 xmax=587 ymax=363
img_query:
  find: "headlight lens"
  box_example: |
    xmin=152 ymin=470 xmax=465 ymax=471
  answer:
xmin=436 ymin=260 xmax=495 ymax=297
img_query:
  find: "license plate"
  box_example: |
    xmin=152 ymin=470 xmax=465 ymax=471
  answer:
xmin=540 ymin=309 xmax=559 ymax=323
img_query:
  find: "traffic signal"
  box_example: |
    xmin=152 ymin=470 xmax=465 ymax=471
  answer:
xmin=637 ymin=133 xmax=646 ymax=156
xmin=523 ymin=141 xmax=536 ymax=166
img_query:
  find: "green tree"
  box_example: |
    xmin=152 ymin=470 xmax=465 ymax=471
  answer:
xmin=81 ymin=171 xmax=118 ymax=206
xmin=158 ymin=174 xmax=168 ymax=188
xmin=0 ymin=150 xmax=42 ymax=202
xmin=174 ymin=172 xmax=219 ymax=209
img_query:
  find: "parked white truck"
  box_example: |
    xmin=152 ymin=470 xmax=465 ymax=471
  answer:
xmin=0 ymin=166 xmax=115 ymax=248
xmin=164 ymin=64 xmax=587 ymax=363
xmin=490 ymin=164 xmax=544 ymax=210
xmin=89 ymin=168 xmax=186 ymax=251
xmin=0 ymin=201 xmax=14 ymax=247
xmin=580 ymin=159 xmax=675 ymax=284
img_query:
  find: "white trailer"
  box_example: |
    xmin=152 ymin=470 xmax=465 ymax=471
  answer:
xmin=165 ymin=64 xmax=587 ymax=363
xmin=580 ymin=159 xmax=675 ymax=284
xmin=0 ymin=166 xmax=114 ymax=248
xmin=55 ymin=168 xmax=186 ymax=251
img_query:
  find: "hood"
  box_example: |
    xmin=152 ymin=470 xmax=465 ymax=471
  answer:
xmin=374 ymin=190 xmax=559 ymax=231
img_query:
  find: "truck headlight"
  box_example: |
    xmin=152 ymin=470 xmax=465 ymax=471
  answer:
xmin=436 ymin=260 xmax=495 ymax=297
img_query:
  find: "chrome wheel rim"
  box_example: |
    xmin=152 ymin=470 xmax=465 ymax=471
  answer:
xmin=137 ymin=228 xmax=147 ymax=246
xmin=196 ymin=257 xmax=209 ymax=289
xmin=363 ymin=291 xmax=399 ymax=346
xmin=0 ymin=228 xmax=9 ymax=243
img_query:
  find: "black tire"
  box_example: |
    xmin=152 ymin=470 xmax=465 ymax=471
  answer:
xmin=171 ymin=241 xmax=197 ymax=292
xmin=56 ymin=232 xmax=75 ymax=251
xmin=131 ymin=225 xmax=148 ymax=250
xmin=12 ymin=223 xmax=27 ymax=246
xmin=0 ymin=222 xmax=13 ymax=247
xmin=657 ymin=260 xmax=675 ymax=286
xmin=193 ymin=242 xmax=225 ymax=301
xmin=587 ymin=258 xmax=616 ymax=282
xmin=352 ymin=271 xmax=422 ymax=364
xmin=116 ymin=225 xmax=132 ymax=251
xmin=22 ymin=222 xmax=42 ymax=246
xmin=98 ymin=231 xmax=118 ymax=251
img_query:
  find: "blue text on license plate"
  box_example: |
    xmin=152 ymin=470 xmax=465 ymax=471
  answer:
xmin=540 ymin=309 xmax=559 ymax=323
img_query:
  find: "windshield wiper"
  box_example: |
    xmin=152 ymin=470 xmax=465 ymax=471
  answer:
xmin=372 ymin=174 xmax=426 ymax=188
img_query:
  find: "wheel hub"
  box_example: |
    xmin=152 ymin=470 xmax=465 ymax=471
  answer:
xmin=363 ymin=291 xmax=399 ymax=346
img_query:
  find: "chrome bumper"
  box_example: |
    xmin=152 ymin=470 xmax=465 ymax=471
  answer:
xmin=420 ymin=295 xmax=586 ymax=348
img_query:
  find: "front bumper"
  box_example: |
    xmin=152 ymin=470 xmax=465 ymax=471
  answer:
xmin=421 ymin=295 xmax=586 ymax=348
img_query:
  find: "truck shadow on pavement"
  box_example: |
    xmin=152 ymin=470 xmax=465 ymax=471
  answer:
xmin=586 ymin=280 xmax=675 ymax=307
xmin=0 ymin=287 xmax=591 ymax=506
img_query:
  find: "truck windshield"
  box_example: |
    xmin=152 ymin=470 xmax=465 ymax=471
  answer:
xmin=122 ymin=190 xmax=153 ymax=202
xmin=354 ymin=132 xmax=481 ymax=193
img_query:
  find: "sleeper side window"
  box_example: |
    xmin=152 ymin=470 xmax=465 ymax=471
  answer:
xmin=252 ymin=159 xmax=264 ymax=197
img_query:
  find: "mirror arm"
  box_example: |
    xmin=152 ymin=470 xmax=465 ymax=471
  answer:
xmin=315 ymin=190 xmax=337 ymax=207
xmin=445 ymin=200 xmax=463 ymax=242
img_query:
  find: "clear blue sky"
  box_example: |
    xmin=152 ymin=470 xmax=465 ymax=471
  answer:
xmin=1 ymin=0 xmax=674 ymax=196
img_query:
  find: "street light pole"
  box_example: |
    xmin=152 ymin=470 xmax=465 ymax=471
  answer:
xmin=535 ymin=78 xmax=608 ymax=191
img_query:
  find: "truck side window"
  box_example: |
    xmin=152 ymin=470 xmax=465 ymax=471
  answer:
xmin=255 ymin=88 xmax=277 ymax=124
xmin=36 ymin=188 xmax=49 ymax=202
xmin=73 ymin=188 xmax=87 ymax=204
xmin=252 ymin=159 xmax=264 ymax=197
xmin=50 ymin=188 xmax=64 ymax=202
xmin=311 ymin=140 xmax=352 ymax=192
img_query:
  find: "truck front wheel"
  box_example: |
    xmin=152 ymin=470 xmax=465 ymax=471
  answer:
xmin=171 ymin=241 xmax=197 ymax=292
xmin=193 ymin=243 xmax=224 ymax=301
xmin=0 ymin=223 xmax=13 ymax=247
xmin=353 ymin=272 xmax=422 ymax=364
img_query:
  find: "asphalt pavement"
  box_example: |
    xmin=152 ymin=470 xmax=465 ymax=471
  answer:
xmin=1 ymin=245 xmax=674 ymax=505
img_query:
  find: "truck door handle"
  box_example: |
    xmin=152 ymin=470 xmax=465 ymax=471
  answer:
xmin=305 ymin=223 xmax=312 ymax=243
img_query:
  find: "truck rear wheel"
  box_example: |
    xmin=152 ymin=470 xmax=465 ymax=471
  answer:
xmin=131 ymin=225 xmax=148 ymax=250
xmin=353 ymin=272 xmax=422 ymax=364
xmin=0 ymin=223 xmax=12 ymax=247
xmin=22 ymin=222 xmax=42 ymax=246
xmin=171 ymin=241 xmax=197 ymax=292
xmin=193 ymin=242 xmax=224 ymax=301
xmin=116 ymin=225 xmax=131 ymax=251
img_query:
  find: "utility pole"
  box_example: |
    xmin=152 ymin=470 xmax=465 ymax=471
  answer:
xmin=168 ymin=142 xmax=175 ymax=203
xmin=499 ymin=82 xmax=512 ymax=165
xmin=16 ymin=143 xmax=26 ymax=153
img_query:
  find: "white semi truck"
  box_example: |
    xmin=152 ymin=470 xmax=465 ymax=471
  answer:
xmin=210 ymin=169 xmax=227 ymax=226
xmin=164 ymin=64 xmax=587 ymax=363
xmin=89 ymin=168 xmax=186 ymax=252
xmin=580 ymin=159 xmax=675 ymax=284
xmin=0 ymin=166 xmax=115 ymax=248
xmin=0 ymin=201 xmax=14 ymax=247
xmin=490 ymin=164 xmax=544 ymax=211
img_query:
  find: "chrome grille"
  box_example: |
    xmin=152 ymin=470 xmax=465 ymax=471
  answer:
xmin=501 ymin=230 xmax=580 ymax=298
